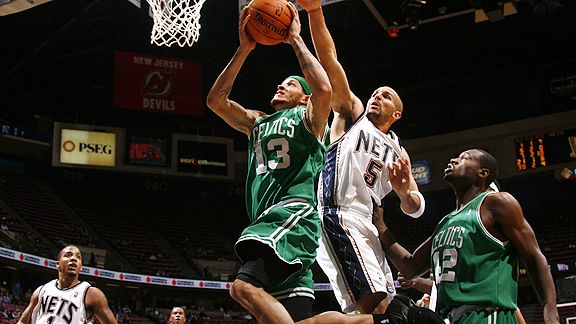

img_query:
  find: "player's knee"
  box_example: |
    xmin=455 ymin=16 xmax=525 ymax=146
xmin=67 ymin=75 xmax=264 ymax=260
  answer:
xmin=229 ymin=279 xmax=245 ymax=301
xmin=229 ymin=279 xmax=258 ymax=304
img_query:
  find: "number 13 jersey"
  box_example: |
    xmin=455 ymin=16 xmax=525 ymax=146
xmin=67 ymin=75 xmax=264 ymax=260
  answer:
xmin=246 ymin=105 xmax=328 ymax=221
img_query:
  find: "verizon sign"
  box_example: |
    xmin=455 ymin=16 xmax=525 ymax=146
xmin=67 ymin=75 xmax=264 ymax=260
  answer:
xmin=60 ymin=129 xmax=116 ymax=167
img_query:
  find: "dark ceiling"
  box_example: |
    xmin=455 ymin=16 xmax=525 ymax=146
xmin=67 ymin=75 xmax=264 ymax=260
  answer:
xmin=1 ymin=0 xmax=575 ymax=143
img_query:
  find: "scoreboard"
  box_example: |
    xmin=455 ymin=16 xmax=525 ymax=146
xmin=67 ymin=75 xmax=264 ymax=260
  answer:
xmin=514 ymin=128 xmax=576 ymax=171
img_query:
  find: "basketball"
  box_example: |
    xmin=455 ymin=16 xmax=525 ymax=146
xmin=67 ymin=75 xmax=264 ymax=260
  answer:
xmin=245 ymin=0 xmax=293 ymax=46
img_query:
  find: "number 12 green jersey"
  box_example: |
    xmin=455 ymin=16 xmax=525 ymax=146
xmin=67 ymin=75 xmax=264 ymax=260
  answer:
xmin=431 ymin=191 xmax=518 ymax=316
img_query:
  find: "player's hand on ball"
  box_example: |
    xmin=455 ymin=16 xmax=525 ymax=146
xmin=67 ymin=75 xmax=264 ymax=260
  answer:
xmin=239 ymin=7 xmax=256 ymax=50
xmin=284 ymin=1 xmax=301 ymax=44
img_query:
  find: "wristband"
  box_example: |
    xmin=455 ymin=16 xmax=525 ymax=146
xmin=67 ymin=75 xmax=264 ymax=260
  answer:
xmin=401 ymin=190 xmax=425 ymax=218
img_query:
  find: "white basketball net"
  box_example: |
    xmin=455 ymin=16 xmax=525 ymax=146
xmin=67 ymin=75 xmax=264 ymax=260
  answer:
xmin=147 ymin=0 xmax=207 ymax=47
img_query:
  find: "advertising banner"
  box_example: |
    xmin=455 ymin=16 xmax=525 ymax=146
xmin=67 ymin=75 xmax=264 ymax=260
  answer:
xmin=412 ymin=160 xmax=432 ymax=185
xmin=113 ymin=51 xmax=203 ymax=116
xmin=59 ymin=129 xmax=116 ymax=167
xmin=0 ymin=247 xmax=333 ymax=291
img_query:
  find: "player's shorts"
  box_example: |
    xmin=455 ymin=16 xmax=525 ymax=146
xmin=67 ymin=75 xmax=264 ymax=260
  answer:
xmin=316 ymin=206 xmax=396 ymax=313
xmin=235 ymin=198 xmax=321 ymax=300
xmin=455 ymin=309 xmax=517 ymax=324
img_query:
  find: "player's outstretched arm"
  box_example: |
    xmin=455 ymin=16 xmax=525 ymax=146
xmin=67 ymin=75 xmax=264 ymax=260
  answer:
xmin=285 ymin=2 xmax=331 ymax=139
xmin=86 ymin=287 xmax=118 ymax=324
xmin=372 ymin=201 xmax=430 ymax=279
xmin=206 ymin=6 xmax=265 ymax=136
xmin=17 ymin=286 xmax=41 ymax=324
xmin=299 ymin=0 xmax=363 ymax=123
xmin=486 ymin=193 xmax=560 ymax=324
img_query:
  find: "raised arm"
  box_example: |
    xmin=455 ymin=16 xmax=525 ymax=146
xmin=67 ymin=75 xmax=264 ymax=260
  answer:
xmin=17 ymin=286 xmax=40 ymax=324
xmin=299 ymin=0 xmax=364 ymax=136
xmin=86 ymin=287 xmax=118 ymax=324
xmin=206 ymin=7 xmax=266 ymax=137
xmin=484 ymin=193 xmax=559 ymax=324
xmin=285 ymin=2 xmax=331 ymax=139
xmin=372 ymin=201 xmax=431 ymax=279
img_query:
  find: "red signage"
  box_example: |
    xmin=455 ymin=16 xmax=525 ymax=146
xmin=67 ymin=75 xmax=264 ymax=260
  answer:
xmin=113 ymin=51 xmax=203 ymax=116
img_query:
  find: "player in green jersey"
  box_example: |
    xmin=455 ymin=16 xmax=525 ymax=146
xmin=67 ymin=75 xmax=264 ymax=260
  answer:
xmin=373 ymin=149 xmax=559 ymax=323
xmin=206 ymin=3 xmax=331 ymax=324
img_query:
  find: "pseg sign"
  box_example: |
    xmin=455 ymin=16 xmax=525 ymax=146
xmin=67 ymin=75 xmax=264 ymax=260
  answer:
xmin=60 ymin=129 xmax=116 ymax=167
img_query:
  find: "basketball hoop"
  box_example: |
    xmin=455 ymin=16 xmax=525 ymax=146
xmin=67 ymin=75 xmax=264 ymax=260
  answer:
xmin=147 ymin=0 xmax=207 ymax=47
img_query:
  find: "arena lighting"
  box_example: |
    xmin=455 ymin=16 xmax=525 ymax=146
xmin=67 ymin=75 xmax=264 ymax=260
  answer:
xmin=474 ymin=0 xmax=517 ymax=23
xmin=387 ymin=23 xmax=399 ymax=38
xmin=407 ymin=7 xmax=421 ymax=30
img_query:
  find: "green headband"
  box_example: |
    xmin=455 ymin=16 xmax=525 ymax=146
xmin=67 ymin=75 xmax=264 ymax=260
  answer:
xmin=289 ymin=75 xmax=312 ymax=95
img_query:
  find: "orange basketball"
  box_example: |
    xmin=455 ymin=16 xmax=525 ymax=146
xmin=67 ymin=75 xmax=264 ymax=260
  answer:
xmin=245 ymin=0 xmax=293 ymax=46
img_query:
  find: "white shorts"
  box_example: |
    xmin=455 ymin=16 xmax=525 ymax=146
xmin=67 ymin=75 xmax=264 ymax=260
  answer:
xmin=316 ymin=207 xmax=396 ymax=313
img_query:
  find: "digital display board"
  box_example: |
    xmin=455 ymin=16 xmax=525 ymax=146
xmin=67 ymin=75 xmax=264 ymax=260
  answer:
xmin=176 ymin=139 xmax=229 ymax=176
xmin=59 ymin=129 xmax=116 ymax=167
xmin=514 ymin=128 xmax=576 ymax=171
xmin=126 ymin=132 xmax=170 ymax=167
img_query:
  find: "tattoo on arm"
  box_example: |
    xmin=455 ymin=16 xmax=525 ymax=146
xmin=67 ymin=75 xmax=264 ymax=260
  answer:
xmin=299 ymin=61 xmax=319 ymax=72
xmin=292 ymin=38 xmax=317 ymax=73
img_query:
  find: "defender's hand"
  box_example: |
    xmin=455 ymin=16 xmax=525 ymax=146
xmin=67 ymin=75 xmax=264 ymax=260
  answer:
xmin=297 ymin=0 xmax=322 ymax=12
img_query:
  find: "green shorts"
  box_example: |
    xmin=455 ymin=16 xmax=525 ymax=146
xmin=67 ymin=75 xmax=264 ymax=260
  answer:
xmin=456 ymin=309 xmax=517 ymax=324
xmin=235 ymin=199 xmax=321 ymax=299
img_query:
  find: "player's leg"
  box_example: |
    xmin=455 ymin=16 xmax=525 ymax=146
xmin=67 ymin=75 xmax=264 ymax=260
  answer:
xmin=231 ymin=243 xmax=299 ymax=324
xmin=281 ymin=296 xmax=314 ymax=321
xmin=296 ymin=312 xmax=373 ymax=324
xmin=319 ymin=208 xmax=395 ymax=314
xmin=270 ymin=204 xmax=321 ymax=321
xmin=298 ymin=294 xmax=445 ymax=324
xmin=229 ymin=278 xmax=294 ymax=324
xmin=232 ymin=202 xmax=319 ymax=323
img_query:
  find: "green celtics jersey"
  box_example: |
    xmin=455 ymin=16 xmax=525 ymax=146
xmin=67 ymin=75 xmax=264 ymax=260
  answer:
xmin=246 ymin=105 xmax=327 ymax=221
xmin=431 ymin=191 xmax=518 ymax=316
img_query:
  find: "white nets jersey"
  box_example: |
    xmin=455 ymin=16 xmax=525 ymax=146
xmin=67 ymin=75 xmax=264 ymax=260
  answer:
xmin=318 ymin=115 xmax=403 ymax=214
xmin=316 ymin=115 xmax=402 ymax=312
xmin=32 ymin=279 xmax=91 ymax=324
